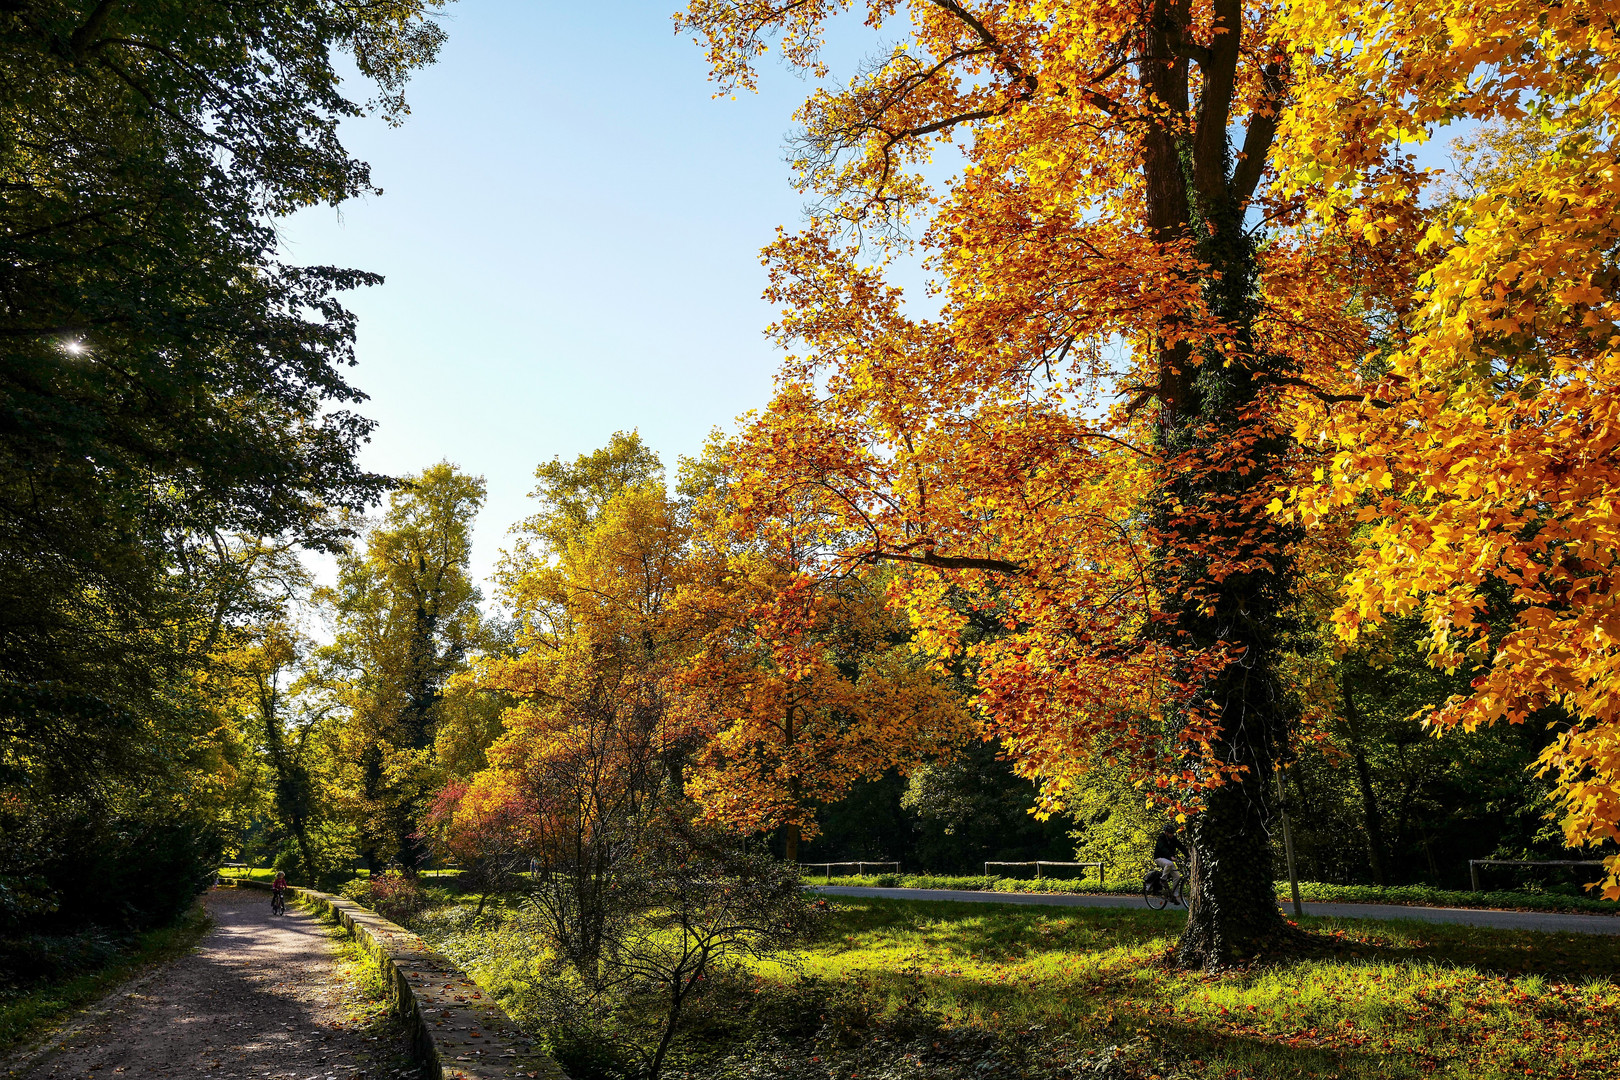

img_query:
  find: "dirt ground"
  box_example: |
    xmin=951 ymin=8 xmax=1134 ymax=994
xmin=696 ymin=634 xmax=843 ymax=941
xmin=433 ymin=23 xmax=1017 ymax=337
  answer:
xmin=8 ymin=888 xmax=410 ymax=1080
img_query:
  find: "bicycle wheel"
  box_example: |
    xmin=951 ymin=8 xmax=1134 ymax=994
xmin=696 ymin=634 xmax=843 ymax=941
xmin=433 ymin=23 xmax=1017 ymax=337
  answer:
xmin=1142 ymin=877 xmax=1169 ymax=911
xmin=271 ymin=892 xmax=284 ymax=915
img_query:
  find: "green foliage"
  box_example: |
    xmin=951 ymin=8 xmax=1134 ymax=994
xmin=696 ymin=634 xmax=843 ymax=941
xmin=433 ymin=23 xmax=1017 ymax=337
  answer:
xmin=1061 ymin=763 xmax=1167 ymax=877
xmin=0 ymin=0 xmax=447 ymax=937
xmin=318 ymin=463 xmax=489 ymax=872
xmin=1284 ymin=614 xmax=1581 ymax=890
xmin=802 ymin=751 xmax=1073 ymax=873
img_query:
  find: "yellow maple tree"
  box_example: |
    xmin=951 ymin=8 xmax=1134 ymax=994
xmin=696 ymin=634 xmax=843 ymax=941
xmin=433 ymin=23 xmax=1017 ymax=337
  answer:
xmin=1276 ymin=1 xmax=1620 ymax=896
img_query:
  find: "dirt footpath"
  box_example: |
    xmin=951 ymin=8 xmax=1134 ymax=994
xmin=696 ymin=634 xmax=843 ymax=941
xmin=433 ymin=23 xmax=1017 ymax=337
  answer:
xmin=9 ymin=887 xmax=405 ymax=1080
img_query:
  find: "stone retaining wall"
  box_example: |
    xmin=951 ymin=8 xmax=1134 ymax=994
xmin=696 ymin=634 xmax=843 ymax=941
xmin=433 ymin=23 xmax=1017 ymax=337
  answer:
xmin=232 ymin=879 xmax=563 ymax=1080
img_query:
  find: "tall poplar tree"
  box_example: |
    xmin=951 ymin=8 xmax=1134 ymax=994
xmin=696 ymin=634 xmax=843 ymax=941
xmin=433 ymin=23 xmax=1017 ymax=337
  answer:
xmin=321 ymin=463 xmax=487 ymax=873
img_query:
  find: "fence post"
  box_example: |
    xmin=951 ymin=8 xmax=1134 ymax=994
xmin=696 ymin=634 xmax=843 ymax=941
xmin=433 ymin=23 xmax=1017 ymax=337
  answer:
xmin=1036 ymin=861 xmax=1043 ymax=880
xmin=1276 ymin=767 xmax=1304 ymax=919
xmin=1470 ymin=861 xmax=1480 ymax=892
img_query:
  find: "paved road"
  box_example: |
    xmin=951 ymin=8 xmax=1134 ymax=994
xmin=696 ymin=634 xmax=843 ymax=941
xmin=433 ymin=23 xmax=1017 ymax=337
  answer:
xmin=8 ymin=888 xmax=394 ymax=1080
xmin=814 ymin=885 xmax=1620 ymax=935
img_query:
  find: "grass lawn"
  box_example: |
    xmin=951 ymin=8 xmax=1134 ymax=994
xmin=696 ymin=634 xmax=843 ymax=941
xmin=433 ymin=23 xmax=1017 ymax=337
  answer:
xmin=793 ymin=898 xmax=1620 ymax=1080
xmin=415 ymin=894 xmax=1620 ymax=1080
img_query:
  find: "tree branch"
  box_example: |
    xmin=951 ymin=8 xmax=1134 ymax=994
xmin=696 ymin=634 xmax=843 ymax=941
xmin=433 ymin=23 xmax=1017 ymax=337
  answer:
xmin=1230 ymin=61 xmax=1288 ymax=206
xmin=857 ymin=547 xmax=1025 ymax=576
xmin=1191 ymin=0 xmax=1243 ymax=213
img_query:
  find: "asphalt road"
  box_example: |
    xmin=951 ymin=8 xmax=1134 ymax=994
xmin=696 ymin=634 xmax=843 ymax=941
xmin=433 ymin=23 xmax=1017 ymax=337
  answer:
xmin=814 ymin=885 xmax=1620 ymax=935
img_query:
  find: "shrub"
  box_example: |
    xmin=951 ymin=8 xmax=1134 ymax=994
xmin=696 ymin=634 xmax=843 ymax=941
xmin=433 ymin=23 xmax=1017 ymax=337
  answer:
xmin=341 ymin=871 xmax=426 ymax=923
xmin=0 ymin=929 xmax=123 ymax=992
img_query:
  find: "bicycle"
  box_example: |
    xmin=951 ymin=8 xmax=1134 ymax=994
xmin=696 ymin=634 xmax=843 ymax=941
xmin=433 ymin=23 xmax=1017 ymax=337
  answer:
xmin=270 ymin=888 xmax=287 ymax=916
xmin=1142 ymin=860 xmax=1186 ymax=910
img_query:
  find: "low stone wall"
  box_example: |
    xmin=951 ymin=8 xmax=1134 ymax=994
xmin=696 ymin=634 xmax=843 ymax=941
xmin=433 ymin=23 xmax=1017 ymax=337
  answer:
xmin=231 ymin=879 xmax=563 ymax=1080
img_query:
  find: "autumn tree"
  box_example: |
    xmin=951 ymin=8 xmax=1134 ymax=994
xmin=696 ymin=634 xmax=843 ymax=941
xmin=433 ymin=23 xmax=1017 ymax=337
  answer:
xmin=321 ymin=463 xmax=488 ymax=873
xmin=680 ymin=470 xmax=971 ymax=860
xmin=450 ymin=436 xmax=696 ymax=981
xmin=1273 ymin=5 xmax=1620 ymax=896
xmin=679 ymin=0 xmax=1380 ymax=965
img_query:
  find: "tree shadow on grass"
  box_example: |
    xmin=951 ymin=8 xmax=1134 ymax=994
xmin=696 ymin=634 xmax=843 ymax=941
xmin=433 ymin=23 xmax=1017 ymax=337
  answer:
xmin=823 ymin=897 xmax=1620 ymax=980
xmin=1294 ymin=915 xmax=1620 ymax=980
xmin=809 ymin=898 xmax=1620 ymax=1079
xmin=815 ymin=898 xmax=1185 ymax=961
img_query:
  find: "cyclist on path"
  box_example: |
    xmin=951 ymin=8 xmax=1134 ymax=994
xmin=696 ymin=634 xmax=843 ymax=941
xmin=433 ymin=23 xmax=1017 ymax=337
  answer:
xmin=1151 ymin=824 xmax=1189 ymax=905
xmin=271 ymin=870 xmax=288 ymax=913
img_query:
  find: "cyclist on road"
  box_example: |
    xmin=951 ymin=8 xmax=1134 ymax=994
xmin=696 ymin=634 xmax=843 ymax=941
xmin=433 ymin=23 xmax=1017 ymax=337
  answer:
xmin=271 ymin=870 xmax=288 ymax=913
xmin=1150 ymin=824 xmax=1189 ymax=905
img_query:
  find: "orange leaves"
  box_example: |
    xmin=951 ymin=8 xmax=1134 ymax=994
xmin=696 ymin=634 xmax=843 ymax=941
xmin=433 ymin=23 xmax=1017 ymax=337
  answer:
xmin=1276 ymin=2 xmax=1620 ymax=892
xmin=449 ymin=438 xmax=972 ymax=850
xmin=677 ymin=1 xmax=1391 ymax=841
xmin=677 ymin=496 xmax=973 ymax=837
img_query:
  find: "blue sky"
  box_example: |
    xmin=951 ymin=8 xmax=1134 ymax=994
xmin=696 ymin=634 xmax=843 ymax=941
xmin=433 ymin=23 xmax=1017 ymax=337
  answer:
xmin=282 ymin=1 xmax=851 ymax=586
xmin=282 ymin=1 xmax=1466 ymax=591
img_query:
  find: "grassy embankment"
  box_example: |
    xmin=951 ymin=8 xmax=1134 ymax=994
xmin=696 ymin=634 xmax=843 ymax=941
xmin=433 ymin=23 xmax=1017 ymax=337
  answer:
xmin=0 ymin=905 xmax=212 ymax=1056
xmin=403 ymin=892 xmax=1620 ymax=1080
xmin=808 ymin=872 xmax=1620 ymax=915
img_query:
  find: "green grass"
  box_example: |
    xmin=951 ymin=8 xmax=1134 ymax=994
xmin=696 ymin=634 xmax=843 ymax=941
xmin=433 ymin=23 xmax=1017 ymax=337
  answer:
xmin=0 ymin=904 xmax=212 ymax=1056
xmin=413 ymin=892 xmax=1620 ymax=1080
xmin=216 ymin=865 xmax=464 ymax=886
xmin=809 ymin=872 xmax=1620 ymax=915
xmin=788 ymin=897 xmax=1620 ymax=1079
xmin=296 ymin=894 xmax=418 ymax=1076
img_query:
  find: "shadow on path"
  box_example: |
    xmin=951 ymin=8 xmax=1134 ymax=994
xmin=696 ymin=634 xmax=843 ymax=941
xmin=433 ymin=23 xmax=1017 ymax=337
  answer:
xmin=10 ymin=888 xmax=394 ymax=1080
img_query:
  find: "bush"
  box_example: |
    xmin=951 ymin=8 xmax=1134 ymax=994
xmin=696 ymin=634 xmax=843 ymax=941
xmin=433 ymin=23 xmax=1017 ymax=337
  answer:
xmin=341 ymin=871 xmax=426 ymax=923
xmin=272 ymin=842 xmax=304 ymax=881
xmin=0 ymin=807 xmax=221 ymax=935
xmin=0 ymin=929 xmax=123 ymax=993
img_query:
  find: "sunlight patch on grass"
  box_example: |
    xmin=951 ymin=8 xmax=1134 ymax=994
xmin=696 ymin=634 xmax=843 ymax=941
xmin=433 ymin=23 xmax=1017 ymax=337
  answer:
xmin=787 ymin=899 xmax=1620 ymax=1080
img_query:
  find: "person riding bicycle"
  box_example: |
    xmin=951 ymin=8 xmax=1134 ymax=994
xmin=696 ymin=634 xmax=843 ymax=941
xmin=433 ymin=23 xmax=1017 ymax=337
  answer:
xmin=271 ymin=870 xmax=288 ymax=912
xmin=1148 ymin=824 xmax=1188 ymax=904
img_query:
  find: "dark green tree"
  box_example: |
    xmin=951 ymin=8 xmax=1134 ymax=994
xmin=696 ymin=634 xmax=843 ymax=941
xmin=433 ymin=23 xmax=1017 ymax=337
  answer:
xmin=0 ymin=0 xmax=449 ymax=927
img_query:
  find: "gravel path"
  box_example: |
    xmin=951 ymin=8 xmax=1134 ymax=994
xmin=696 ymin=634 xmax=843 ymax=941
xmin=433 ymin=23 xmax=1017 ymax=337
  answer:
xmin=815 ymin=885 xmax=1620 ymax=934
xmin=8 ymin=888 xmax=400 ymax=1080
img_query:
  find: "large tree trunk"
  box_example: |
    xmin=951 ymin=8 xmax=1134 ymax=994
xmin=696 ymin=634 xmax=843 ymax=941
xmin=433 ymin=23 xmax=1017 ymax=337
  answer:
xmin=782 ymin=822 xmax=800 ymax=864
xmin=1139 ymin=3 xmax=1298 ymax=963
xmin=1181 ymin=765 xmax=1288 ymax=964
